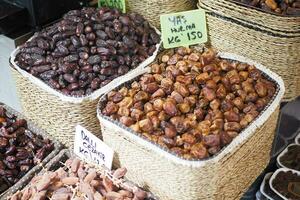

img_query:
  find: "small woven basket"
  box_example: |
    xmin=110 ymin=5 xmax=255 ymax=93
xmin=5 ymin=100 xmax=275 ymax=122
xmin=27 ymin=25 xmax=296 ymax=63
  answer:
xmin=0 ymin=102 xmax=62 ymax=200
xmin=10 ymin=30 xmax=161 ymax=148
xmin=199 ymin=2 xmax=300 ymax=101
xmin=97 ymin=52 xmax=285 ymax=200
xmin=6 ymin=149 xmax=157 ymax=200
xmin=126 ymin=0 xmax=197 ymax=29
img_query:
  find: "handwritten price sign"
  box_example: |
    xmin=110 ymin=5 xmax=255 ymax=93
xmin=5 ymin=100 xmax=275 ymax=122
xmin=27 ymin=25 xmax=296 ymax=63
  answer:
xmin=160 ymin=9 xmax=208 ymax=49
xmin=74 ymin=125 xmax=114 ymax=169
xmin=98 ymin=0 xmax=126 ymax=13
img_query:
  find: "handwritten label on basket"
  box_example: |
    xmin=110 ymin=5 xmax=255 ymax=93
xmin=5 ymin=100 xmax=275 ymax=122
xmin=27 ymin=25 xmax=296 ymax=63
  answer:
xmin=74 ymin=125 xmax=114 ymax=169
xmin=98 ymin=0 xmax=126 ymax=13
xmin=160 ymin=9 xmax=208 ymax=49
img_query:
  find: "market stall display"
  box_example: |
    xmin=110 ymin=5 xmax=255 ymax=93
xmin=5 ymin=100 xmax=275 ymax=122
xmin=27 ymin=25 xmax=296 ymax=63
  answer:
xmin=1 ymin=0 xmax=298 ymax=199
xmin=10 ymin=7 xmax=161 ymax=147
xmin=0 ymin=103 xmax=62 ymax=199
xmin=199 ymin=0 xmax=300 ymax=101
xmin=98 ymin=47 xmax=285 ymax=200
xmin=9 ymin=150 xmax=156 ymax=200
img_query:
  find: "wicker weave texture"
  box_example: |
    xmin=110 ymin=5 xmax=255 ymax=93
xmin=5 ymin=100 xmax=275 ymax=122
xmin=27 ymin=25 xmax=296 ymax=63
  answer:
xmin=9 ymin=23 xmax=161 ymax=148
xmin=10 ymin=68 xmax=101 ymax=148
xmin=198 ymin=4 xmax=300 ymax=101
xmin=100 ymin=108 xmax=279 ymax=200
xmin=97 ymin=50 xmax=285 ymax=200
xmin=126 ymin=0 xmax=197 ymax=29
xmin=199 ymin=0 xmax=300 ymax=34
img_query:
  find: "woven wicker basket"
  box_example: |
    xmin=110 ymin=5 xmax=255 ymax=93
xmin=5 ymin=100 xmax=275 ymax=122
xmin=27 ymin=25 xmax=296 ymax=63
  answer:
xmin=0 ymin=102 xmax=62 ymax=200
xmin=199 ymin=0 xmax=300 ymax=34
xmin=126 ymin=0 xmax=197 ymax=29
xmin=9 ymin=29 xmax=161 ymax=148
xmin=199 ymin=2 xmax=300 ymax=101
xmin=97 ymin=52 xmax=285 ymax=200
xmin=6 ymin=149 xmax=157 ymax=200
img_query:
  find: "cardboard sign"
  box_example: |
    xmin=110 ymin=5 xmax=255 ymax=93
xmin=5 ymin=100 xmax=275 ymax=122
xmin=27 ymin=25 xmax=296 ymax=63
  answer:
xmin=98 ymin=0 xmax=126 ymax=13
xmin=74 ymin=125 xmax=114 ymax=169
xmin=160 ymin=9 xmax=208 ymax=49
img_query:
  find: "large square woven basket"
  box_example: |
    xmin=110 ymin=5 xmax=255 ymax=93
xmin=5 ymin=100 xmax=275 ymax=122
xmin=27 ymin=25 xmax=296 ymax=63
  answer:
xmin=97 ymin=52 xmax=285 ymax=200
xmin=199 ymin=0 xmax=300 ymax=101
xmin=9 ymin=30 xmax=161 ymax=148
xmin=0 ymin=102 xmax=62 ymax=200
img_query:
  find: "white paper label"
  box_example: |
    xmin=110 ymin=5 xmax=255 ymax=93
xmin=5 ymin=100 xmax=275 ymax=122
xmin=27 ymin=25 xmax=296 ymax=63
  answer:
xmin=74 ymin=125 xmax=114 ymax=169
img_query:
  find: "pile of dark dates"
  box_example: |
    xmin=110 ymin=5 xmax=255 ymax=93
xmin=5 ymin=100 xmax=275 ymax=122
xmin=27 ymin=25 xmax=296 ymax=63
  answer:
xmin=236 ymin=0 xmax=300 ymax=15
xmin=0 ymin=106 xmax=54 ymax=193
xmin=14 ymin=7 xmax=160 ymax=97
xmin=101 ymin=47 xmax=276 ymax=160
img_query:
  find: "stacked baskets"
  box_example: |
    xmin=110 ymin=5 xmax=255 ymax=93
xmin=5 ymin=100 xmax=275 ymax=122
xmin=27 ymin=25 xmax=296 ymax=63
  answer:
xmin=199 ymin=0 xmax=300 ymax=101
xmin=97 ymin=50 xmax=285 ymax=200
xmin=7 ymin=3 xmax=292 ymax=200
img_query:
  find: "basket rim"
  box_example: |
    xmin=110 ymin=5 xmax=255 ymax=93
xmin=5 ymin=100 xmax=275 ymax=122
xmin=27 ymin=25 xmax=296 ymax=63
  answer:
xmin=97 ymin=51 xmax=285 ymax=167
xmin=276 ymin=143 xmax=300 ymax=170
xmin=259 ymin=172 xmax=275 ymax=200
xmin=219 ymin=0 xmax=300 ymax=19
xmin=9 ymin=25 xmax=161 ymax=103
xmin=228 ymin=0 xmax=300 ymax=19
xmin=296 ymin=132 xmax=300 ymax=144
xmin=199 ymin=4 xmax=300 ymax=37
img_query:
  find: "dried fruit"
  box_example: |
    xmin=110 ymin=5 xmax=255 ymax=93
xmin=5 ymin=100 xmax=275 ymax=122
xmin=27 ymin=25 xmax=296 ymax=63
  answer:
xmin=234 ymin=0 xmax=299 ymax=15
xmin=10 ymin=156 xmax=147 ymax=200
xmin=101 ymin=47 xmax=276 ymax=160
xmin=0 ymin=106 xmax=54 ymax=192
xmin=15 ymin=7 xmax=160 ymax=97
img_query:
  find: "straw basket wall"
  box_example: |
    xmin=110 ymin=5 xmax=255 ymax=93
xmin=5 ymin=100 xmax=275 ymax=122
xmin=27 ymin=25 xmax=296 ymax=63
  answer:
xmin=97 ymin=53 xmax=285 ymax=200
xmin=10 ymin=32 xmax=161 ymax=148
xmin=126 ymin=0 xmax=197 ymax=29
xmin=199 ymin=0 xmax=300 ymax=101
xmin=199 ymin=0 xmax=300 ymax=34
xmin=10 ymin=67 xmax=101 ymax=148
xmin=0 ymin=103 xmax=62 ymax=200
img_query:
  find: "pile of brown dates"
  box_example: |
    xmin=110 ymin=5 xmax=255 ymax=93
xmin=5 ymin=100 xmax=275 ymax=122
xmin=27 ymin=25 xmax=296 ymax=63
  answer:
xmin=10 ymin=157 xmax=149 ymax=200
xmin=0 ymin=106 xmax=54 ymax=192
xmin=101 ymin=47 xmax=276 ymax=160
xmin=237 ymin=0 xmax=300 ymax=15
xmin=14 ymin=7 xmax=160 ymax=97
